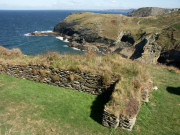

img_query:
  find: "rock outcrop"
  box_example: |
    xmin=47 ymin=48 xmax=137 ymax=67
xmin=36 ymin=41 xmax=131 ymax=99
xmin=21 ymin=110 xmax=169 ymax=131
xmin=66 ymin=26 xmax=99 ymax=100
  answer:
xmin=53 ymin=11 xmax=180 ymax=67
xmin=53 ymin=12 xmax=120 ymax=52
xmin=131 ymin=33 xmax=162 ymax=64
xmin=26 ymin=31 xmax=60 ymax=36
xmin=129 ymin=7 xmax=180 ymax=17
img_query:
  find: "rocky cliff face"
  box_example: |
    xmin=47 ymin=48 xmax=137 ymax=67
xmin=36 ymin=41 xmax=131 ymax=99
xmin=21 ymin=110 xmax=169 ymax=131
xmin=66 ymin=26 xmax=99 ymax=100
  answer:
xmin=54 ymin=12 xmax=116 ymax=52
xmin=129 ymin=7 xmax=179 ymax=17
xmin=53 ymin=11 xmax=180 ymax=67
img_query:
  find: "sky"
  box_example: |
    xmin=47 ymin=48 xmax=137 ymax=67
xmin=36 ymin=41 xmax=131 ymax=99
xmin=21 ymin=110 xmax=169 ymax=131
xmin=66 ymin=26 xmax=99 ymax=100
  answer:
xmin=0 ymin=0 xmax=179 ymax=10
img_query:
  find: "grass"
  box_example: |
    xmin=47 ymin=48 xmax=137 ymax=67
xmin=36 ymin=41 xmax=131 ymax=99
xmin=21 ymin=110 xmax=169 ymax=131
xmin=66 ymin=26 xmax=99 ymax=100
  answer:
xmin=0 ymin=64 xmax=180 ymax=134
xmin=0 ymin=74 xmax=106 ymax=135
xmin=130 ymin=66 xmax=180 ymax=135
xmin=0 ymin=47 xmax=151 ymax=118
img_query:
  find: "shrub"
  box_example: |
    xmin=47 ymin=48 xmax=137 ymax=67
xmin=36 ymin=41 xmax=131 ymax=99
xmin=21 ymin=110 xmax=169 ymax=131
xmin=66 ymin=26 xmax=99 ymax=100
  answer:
xmin=52 ymin=75 xmax=59 ymax=82
xmin=102 ymin=73 xmax=111 ymax=85
xmin=46 ymin=51 xmax=59 ymax=61
xmin=39 ymin=69 xmax=51 ymax=77
xmin=69 ymin=65 xmax=79 ymax=72
xmin=0 ymin=46 xmax=22 ymax=57
xmin=3 ymin=64 xmax=8 ymax=71
xmin=32 ymin=68 xmax=37 ymax=76
xmin=133 ymin=79 xmax=142 ymax=90
xmin=69 ymin=74 xmax=75 ymax=82
xmin=111 ymin=20 xmax=117 ymax=24
xmin=11 ymin=48 xmax=23 ymax=56
xmin=40 ymin=69 xmax=47 ymax=77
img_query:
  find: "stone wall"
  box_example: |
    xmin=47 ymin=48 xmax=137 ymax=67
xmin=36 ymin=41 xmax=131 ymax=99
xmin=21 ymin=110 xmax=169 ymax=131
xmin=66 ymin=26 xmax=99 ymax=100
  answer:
xmin=0 ymin=64 xmax=117 ymax=95
xmin=102 ymin=97 xmax=141 ymax=131
xmin=102 ymin=111 xmax=137 ymax=131
xmin=0 ymin=63 xmax=150 ymax=131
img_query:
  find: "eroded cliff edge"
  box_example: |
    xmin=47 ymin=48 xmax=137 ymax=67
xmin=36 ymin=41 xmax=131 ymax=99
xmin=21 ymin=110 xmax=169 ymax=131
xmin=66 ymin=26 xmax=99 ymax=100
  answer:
xmin=53 ymin=10 xmax=180 ymax=67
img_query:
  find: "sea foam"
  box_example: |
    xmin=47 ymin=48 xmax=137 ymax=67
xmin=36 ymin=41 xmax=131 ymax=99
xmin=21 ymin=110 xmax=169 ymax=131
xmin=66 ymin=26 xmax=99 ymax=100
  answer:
xmin=63 ymin=45 xmax=68 ymax=47
xmin=56 ymin=36 xmax=69 ymax=43
xmin=72 ymin=47 xmax=81 ymax=51
xmin=24 ymin=30 xmax=53 ymax=36
xmin=24 ymin=33 xmax=31 ymax=36
xmin=56 ymin=36 xmax=64 ymax=40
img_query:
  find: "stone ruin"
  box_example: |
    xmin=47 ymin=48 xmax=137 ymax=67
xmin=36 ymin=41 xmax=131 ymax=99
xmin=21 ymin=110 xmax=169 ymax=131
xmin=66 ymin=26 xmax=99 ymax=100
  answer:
xmin=0 ymin=63 xmax=153 ymax=131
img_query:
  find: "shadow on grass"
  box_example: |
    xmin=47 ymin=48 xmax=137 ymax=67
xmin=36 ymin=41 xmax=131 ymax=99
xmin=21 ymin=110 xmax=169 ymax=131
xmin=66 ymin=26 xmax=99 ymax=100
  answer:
xmin=90 ymin=83 xmax=116 ymax=124
xmin=166 ymin=87 xmax=180 ymax=95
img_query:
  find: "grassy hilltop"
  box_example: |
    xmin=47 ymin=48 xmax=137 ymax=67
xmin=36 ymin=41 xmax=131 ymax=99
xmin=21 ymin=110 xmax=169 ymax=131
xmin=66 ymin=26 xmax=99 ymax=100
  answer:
xmin=54 ymin=11 xmax=180 ymax=52
xmin=129 ymin=7 xmax=179 ymax=17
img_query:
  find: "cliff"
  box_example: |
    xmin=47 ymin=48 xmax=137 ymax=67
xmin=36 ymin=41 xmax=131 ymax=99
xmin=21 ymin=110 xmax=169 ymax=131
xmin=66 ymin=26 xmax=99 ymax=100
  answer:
xmin=54 ymin=10 xmax=180 ymax=67
xmin=129 ymin=7 xmax=179 ymax=17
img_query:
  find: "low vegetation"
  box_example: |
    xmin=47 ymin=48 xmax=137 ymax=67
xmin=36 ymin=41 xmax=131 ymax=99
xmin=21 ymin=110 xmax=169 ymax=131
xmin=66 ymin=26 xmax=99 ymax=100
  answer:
xmin=0 ymin=64 xmax=179 ymax=134
xmin=0 ymin=46 xmax=151 ymax=122
xmin=0 ymin=46 xmax=149 ymax=87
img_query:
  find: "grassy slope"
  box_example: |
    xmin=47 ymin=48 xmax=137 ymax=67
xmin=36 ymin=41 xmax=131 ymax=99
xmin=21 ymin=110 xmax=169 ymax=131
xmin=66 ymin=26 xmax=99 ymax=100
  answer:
xmin=0 ymin=74 xmax=106 ymax=135
xmin=0 ymin=65 xmax=180 ymax=135
xmin=131 ymin=66 xmax=180 ymax=135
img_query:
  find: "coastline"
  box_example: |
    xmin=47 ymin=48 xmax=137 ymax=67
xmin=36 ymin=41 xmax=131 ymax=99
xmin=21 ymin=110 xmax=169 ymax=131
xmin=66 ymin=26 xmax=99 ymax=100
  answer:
xmin=25 ymin=30 xmax=109 ymax=53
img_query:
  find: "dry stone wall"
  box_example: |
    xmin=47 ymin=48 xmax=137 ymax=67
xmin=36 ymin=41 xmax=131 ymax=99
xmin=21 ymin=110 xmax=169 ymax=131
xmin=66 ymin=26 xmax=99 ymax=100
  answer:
xmin=0 ymin=63 xmax=150 ymax=131
xmin=102 ymin=111 xmax=137 ymax=131
xmin=102 ymin=110 xmax=120 ymax=128
xmin=0 ymin=64 xmax=117 ymax=95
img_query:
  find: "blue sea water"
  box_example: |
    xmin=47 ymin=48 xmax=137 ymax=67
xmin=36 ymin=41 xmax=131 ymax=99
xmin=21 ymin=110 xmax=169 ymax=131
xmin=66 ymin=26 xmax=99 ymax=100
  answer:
xmin=0 ymin=10 xmax=127 ymax=55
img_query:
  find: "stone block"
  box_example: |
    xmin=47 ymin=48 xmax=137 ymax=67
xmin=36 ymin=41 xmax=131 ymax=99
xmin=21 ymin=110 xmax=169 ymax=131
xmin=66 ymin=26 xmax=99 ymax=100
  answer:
xmin=102 ymin=110 xmax=120 ymax=128
xmin=141 ymin=89 xmax=149 ymax=102
xmin=119 ymin=115 xmax=137 ymax=131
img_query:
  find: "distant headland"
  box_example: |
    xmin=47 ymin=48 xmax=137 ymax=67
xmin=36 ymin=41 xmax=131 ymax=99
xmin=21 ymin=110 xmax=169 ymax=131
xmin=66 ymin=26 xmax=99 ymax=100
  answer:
xmin=27 ymin=7 xmax=180 ymax=68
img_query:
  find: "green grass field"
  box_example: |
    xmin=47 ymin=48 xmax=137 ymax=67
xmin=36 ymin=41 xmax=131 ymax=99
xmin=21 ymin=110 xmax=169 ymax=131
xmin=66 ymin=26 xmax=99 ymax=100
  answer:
xmin=0 ymin=65 xmax=180 ymax=135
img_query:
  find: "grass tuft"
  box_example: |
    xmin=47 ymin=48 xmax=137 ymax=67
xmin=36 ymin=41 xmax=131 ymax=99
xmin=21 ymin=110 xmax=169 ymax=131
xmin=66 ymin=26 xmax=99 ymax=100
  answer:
xmin=51 ymin=75 xmax=59 ymax=82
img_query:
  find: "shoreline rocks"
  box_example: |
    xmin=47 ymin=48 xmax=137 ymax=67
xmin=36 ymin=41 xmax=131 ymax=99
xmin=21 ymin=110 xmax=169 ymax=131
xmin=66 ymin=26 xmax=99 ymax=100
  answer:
xmin=26 ymin=31 xmax=60 ymax=36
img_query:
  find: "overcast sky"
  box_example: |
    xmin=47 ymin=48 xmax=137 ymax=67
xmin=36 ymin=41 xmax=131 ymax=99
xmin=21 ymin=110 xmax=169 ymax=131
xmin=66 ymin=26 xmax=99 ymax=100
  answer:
xmin=0 ymin=0 xmax=179 ymax=10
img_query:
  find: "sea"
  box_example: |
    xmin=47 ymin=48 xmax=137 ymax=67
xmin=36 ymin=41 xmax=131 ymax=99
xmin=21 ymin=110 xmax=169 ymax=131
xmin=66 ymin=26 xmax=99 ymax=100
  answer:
xmin=0 ymin=10 xmax=128 ymax=55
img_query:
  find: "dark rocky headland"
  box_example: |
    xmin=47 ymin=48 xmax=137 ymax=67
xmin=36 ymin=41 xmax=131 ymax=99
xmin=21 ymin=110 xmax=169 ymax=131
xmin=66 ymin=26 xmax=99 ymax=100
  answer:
xmin=129 ymin=7 xmax=180 ymax=17
xmin=53 ymin=8 xmax=180 ymax=68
